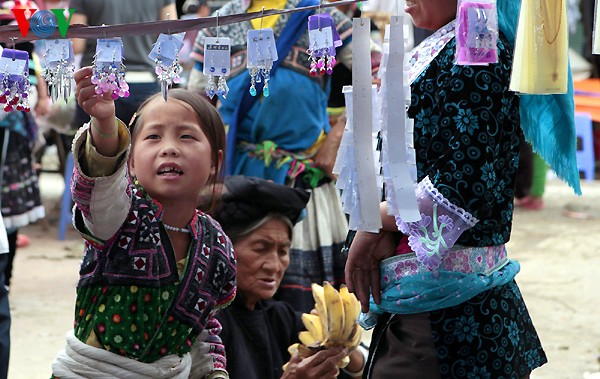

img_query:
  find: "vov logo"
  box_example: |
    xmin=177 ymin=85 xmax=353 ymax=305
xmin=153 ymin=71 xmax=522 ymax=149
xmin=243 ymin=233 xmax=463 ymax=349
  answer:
xmin=11 ymin=8 xmax=75 ymax=38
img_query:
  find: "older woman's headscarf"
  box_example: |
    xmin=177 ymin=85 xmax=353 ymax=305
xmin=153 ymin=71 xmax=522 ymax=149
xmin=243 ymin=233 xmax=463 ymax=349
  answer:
xmin=213 ymin=176 xmax=311 ymax=243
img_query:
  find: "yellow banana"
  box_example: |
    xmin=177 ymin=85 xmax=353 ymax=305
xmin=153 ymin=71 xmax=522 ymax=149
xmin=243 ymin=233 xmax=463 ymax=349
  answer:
xmin=337 ymin=355 xmax=350 ymax=368
xmin=311 ymin=283 xmax=329 ymax=341
xmin=345 ymin=323 xmax=363 ymax=351
xmin=339 ymin=284 xmax=361 ymax=341
xmin=323 ymin=281 xmax=345 ymax=343
xmin=298 ymin=331 xmax=319 ymax=346
xmin=287 ymin=343 xmax=299 ymax=356
xmin=301 ymin=313 xmax=323 ymax=342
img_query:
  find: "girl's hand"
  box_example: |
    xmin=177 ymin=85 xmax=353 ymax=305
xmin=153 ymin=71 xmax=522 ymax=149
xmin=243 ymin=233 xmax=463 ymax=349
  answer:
xmin=345 ymin=230 xmax=397 ymax=313
xmin=74 ymin=66 xmax=115 ymax=123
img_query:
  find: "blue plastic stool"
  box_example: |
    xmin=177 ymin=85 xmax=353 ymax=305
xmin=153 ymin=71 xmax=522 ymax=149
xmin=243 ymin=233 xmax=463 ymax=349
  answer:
xmin=574 ymin=113 xmax=596 ymax=181
xmin=58 ymin=152 xmax=74 ymax=240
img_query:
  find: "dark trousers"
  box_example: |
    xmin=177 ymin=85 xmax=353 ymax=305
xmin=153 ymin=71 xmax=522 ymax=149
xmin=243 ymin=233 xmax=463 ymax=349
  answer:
xmin=3 ymin=231 xmax=16 ymax=287
xmin=0 ymin=253 xmax=10 ymax=379
xmin=364 ymin=313 xmax=441 ymax=379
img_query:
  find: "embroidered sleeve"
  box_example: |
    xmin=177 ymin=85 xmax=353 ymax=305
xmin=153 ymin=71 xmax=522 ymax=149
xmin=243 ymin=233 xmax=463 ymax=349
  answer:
xmin=71 ymin=120 xmax=132 ymax=241
xmin=408 ymin=37 xmax=520 ymax=247
xmin=395 ymin=176 xmax=478 ymax=271
xmin=190 ymin=329 xmax=230 ymax=379
xmin=215 ymin=230 xmax=237 ymax=308
xmin=205 ymin=316 xmax=228 ymax=372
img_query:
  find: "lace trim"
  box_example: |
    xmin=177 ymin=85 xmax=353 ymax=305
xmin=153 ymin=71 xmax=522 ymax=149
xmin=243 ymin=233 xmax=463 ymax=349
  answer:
xmin=421 ymin=176 xmax=479 ymax=227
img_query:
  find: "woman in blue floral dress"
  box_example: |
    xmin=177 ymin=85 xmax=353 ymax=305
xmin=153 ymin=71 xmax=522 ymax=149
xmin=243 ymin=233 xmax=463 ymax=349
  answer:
xmin=344 ymin=0 xmax=578 ymax=378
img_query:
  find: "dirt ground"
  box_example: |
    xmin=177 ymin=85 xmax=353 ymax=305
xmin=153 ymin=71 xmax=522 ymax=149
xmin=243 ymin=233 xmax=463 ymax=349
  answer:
xmin=5 ymin=171 xmax=600 ymax=379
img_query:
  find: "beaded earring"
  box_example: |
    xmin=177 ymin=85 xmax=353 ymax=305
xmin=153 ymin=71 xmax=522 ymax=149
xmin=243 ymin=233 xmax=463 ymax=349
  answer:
xmin=307 ymin=13 xmax=341 ymax=77
xmin=0 ymin=48 xmax=31 ymax=112
xmin=149 ymin=33 xmax=185 ymax=101
xmin=41 ymin=39 xmax=75 ymax=103
xmin=92 ymin=38 xmax=130 ymax=99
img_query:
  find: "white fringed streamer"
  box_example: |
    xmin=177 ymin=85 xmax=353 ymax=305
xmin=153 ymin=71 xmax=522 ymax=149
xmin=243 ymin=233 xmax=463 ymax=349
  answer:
xmin=594 ymin=0 xmax=600 ymax=54
xmin=380 ymin=16 xmax=420 ymax=222
xmin=333 ymin=18 xmax=381 ymax=232
xmin=350 ymin=18 xmax=381 ymax=232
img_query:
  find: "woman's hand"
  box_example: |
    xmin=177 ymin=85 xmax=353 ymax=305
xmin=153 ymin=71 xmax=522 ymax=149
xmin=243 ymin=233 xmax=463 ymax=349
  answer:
xmin=74 ymin=66 xmax=115 ymax=123
xmin=345 ymin=230 xmax=397 ymax=313
xmin=282 ymin=348 xmax=348 ymax=379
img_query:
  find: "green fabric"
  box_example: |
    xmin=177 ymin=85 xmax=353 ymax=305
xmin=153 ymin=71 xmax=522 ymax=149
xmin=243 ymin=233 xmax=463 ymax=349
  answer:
xmin=73 ymin=283 xmax=196 ymax=363
xmin=530 ymin=152 xmax=547 ymax=198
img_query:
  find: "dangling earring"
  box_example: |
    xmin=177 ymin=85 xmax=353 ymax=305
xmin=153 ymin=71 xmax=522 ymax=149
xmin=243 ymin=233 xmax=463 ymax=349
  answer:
xmin=0 ymin=48 xmax=31 ymax=112
xmin=149 ymin=33 xmax=185 ymax=101
xmin=92 ymin=38 xmax=129 ymax=99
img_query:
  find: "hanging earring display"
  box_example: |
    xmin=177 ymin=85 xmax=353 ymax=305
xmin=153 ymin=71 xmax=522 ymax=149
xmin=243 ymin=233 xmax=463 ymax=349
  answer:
xmin=149 ymin=33 xmax=185 ymax=101
xmin=41 ymin=39 xmax=75 ymax=103
xmin=92 ymin=37 xmax=129 ymax=100
xmin=456 ymin=0 xmax=498 ymax=65
xmin=307 ymin=13 xmax=342 ymax=77
xmin=0 ymin=48 xmax=31 ymax=112
xmin=203 ymin=36 xmax=231 ymax=99
xmin=247 ymin=28 xmax=277 ymax=97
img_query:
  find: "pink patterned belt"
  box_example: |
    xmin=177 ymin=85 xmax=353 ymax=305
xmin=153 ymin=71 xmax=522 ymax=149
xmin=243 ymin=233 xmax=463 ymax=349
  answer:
xmin=381 ymin=245 xmax=508 ymax=286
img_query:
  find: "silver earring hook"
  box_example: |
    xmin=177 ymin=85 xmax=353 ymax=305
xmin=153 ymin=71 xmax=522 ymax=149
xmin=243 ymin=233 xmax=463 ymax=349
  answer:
xmin=260 ymin=6 xmax=265 ymax=31
xmin=216 ymin=10 xmax=220 ymax=42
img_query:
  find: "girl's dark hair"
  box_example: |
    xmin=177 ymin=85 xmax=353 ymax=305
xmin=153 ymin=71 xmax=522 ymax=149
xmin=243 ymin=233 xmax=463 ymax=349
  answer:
xmin=130 ymin=88 xmax=226 ymax=213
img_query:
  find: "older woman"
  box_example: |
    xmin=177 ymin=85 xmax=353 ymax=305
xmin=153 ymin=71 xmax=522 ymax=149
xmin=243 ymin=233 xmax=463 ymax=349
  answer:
xmin=204 ymin=176 xmax=365 ymax=379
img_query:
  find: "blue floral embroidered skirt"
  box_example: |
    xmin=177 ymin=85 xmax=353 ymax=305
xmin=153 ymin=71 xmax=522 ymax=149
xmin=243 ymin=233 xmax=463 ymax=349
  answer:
xmin=364 ymin=280 xmax=546 ymax=378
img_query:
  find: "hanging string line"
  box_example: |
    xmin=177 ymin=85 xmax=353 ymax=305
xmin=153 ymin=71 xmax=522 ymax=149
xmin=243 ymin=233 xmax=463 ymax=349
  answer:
xmin=0 ymin=0 xmax=361 ymax=43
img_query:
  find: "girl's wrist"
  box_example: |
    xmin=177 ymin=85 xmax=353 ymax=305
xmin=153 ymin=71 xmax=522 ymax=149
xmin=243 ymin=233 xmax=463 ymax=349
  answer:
xmin=91 ymin=117 xmax=118 ymax=138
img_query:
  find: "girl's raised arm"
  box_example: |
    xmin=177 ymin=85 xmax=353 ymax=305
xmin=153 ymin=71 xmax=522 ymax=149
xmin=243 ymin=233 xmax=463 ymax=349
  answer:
xmin=74 ymin=67 xmax=119 ymax=156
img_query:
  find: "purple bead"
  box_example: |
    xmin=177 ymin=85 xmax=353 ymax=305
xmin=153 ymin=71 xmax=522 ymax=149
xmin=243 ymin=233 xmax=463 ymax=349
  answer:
xmin=155 ymin=66 xmax=163 ymax=75
xmin=316 ymin=60 xmax=324 ymax=69
xmin=173 ymin=75 xmax=180 ymax=84
xmin=95 ymin=86 xmax=103 ymax=95
xmin=123 ymin=90 xmax=130 ymax=98
xmin=111 ymin=92 xmax=119 ymax=100
xmin=91 ymin=76 xmax=99 ymax=85
xmin=330 ymin=57 xmax=337 ymax=66
xmin=108 ymin=73 xmax=116 ymax=82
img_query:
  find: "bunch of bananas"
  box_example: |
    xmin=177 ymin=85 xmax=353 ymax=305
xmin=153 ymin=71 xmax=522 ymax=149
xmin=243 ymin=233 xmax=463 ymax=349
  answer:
xmin=284 ymin=282 xmax=363 ymax=370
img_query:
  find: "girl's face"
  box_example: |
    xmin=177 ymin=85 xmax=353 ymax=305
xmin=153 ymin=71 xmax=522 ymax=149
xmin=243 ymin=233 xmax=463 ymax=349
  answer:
xmin=405 ymin=0 xmax=458 ymax=30
xmin=234 ymin=219 xmax=291 ymax=310
xmin=129 ymin=98 xmax=220 ymax=205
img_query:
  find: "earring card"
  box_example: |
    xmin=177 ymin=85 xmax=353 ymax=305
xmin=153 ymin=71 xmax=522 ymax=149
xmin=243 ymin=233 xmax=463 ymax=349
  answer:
xmin=44 ymin=39 xmax=74 ymax=64
xmin=0 ymin=49 xmax=29 ymax=75
xmin=308 ymin=13 xmax=342 ymax=58
xmin=149 ymin=33 xmax=185 ymax=66
xmin=247 ymin=28 xmax=278 ymax=68
xmin=203 ymin=37 xmax=231 ymax=76
xmin=95 ymin=38 xmax=123 ymax=63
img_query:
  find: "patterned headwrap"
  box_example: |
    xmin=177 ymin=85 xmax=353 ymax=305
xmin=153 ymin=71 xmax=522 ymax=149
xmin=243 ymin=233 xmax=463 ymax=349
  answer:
xmin=213 ymin=176 xmax=311 ymax=241
xmin=497 ymin=0 xmax=581 ymax=195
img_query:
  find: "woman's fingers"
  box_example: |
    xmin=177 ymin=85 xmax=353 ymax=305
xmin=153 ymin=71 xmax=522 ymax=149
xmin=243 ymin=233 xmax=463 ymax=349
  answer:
xmin=352 ymin=269 xmax=374 ymax=313
xmin=308 ymin=348 xmax=345 ymax=378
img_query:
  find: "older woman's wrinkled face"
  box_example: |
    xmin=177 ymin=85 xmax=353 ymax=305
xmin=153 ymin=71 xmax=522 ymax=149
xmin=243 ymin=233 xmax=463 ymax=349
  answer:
xmin=234 ymin=219 xmax=291 ymax=310
xmin=405 ymin=0 xmax=458 ymax=30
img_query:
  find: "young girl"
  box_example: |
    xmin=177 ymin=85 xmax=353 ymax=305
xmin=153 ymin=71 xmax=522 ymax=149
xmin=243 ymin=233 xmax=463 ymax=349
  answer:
xmin=51 ymin=67 xmax=236 ymax=379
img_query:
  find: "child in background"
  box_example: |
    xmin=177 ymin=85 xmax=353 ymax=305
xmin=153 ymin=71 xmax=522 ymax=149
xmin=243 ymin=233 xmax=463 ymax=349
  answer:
xmin=51 ymin=67 xmax=236 ymax=379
